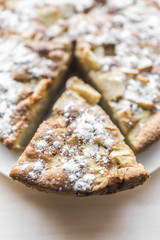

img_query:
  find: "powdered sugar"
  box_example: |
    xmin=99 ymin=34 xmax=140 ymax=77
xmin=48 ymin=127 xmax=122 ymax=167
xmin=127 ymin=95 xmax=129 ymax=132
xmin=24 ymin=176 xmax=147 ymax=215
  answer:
xmin=71 ymin=110 xmax=114 ymax=148
xmin=0 ymin=0 xmax=94 ymax=38
xmin=46 ymin=130 xmax=53 ymax=135
xmin=69 ymin=18 xmax=98 ymax=37
xmin=13 ymin=0 xmax=94 ymax=21
xmin=62 ymin=157 xmax=86 ymax=181
xmin=60 ymin=109 xmax=113 ymax=191
xmin=0 ymin=35 xmax=59 ymax=140
xmin=0 ymin=73 xmax=22 ymax=138
xmin=0 ymin=9 xmax=32 ymax=35
xmin=53 ymin=141 xmax=61 ymax=149
xmin=125 ymin=75 xmax=160 ymax=105
xmin=62 ymin=156 xmax=95 ymax=191
xmin=28 ymin=171 xmax=38 ymax=180
xmin=107 ymin=0 xmax=134 ymax=10
xmin=0 ymin=37 xmax=55 ymax=79
xmin=83 ymin=144 xmax=109 ymax=164
xmin=33 ymin=161 xmax=44 ymax=171
xmin=73 ymin=173 xmax=95 ymax=191
xmin=37 ymin=140 xmax=48 ymax=152
xmin=21 ymin=163 xmax=29 ymax=171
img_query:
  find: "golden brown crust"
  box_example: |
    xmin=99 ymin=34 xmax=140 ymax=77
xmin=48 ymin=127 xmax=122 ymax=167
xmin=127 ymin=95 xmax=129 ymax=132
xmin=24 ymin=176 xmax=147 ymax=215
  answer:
xmin=129 ymin=111 xmax=160 ymax=152
xmin=10 ymin=163 xmax=149 ymax=196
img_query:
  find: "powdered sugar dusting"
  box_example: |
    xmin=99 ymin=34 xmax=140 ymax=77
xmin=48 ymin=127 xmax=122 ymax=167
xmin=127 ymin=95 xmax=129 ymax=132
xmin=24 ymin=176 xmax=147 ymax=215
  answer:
xmin=60 ymin=107 xmax=114 ymax=191
xmin=33 ymin=161 xmax=44 ymax=171
xmin=62 ymin=156 xmax=95 ymax=192
xmin=83 ymin=144 xmax=109 ymax=164
xmin=62 ymin=157 xmax=86 ymax=181
xmin=21 ymin=163 xmax=29 ymax=171
xmin=28 ymin=171 xmax=38 ymax=180
xmin=0 ymin=73 xmax=22 ymax=138
xmin=0 ymin=9 xmax=32 ymax=35
xmin=71 ymin=110 xmax=114 ymax=148
xmin=37 ymin=140 xmax=48 ymax=152
xmin=73 ymin=173 xmax=95 ymax=191
xmin=0 ymin=35 xmax=59 ymax=140
xmin=125 ymin=75 xmax=160 ymax=106
xmin=9 ymin=0 xmax=94 ymax=24
xmin=0 ymin=37 xmax=54 ymax=79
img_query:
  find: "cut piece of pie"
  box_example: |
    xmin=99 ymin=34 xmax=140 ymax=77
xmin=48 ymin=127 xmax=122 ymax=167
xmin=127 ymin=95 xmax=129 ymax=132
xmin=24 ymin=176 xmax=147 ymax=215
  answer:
xmin=0 ymin=35 xmax=72 ymax=149
xmin=74 ymin=0 xmax=160 ymax=152
xmin=10 ymin=77 xmax=149 ymax=196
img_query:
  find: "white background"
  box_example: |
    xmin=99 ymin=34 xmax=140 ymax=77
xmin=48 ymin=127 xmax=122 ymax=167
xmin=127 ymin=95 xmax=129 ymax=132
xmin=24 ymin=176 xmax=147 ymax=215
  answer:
xmin=0 ymin=138 xmax=160 ymax=240
xmin=0 ymin=170 xmax=160 ymax=240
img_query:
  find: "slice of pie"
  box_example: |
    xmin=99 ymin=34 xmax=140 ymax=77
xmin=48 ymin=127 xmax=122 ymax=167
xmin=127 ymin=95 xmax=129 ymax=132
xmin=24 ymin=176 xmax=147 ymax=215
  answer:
xmin=10 ymin=77 xmax=149 ymax=196
xmin=0 ymin=35 xmax=72 ymax=149
xmin=75 ymin=0 xmax=160 ymax=152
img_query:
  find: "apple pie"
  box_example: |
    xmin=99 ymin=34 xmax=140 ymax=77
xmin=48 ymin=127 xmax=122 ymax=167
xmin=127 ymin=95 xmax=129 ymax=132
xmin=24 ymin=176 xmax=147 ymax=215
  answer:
xmin=75 ymin=0 xmax=160 ymax=152
xmin=10 ymin=77 xmax=149 ymax=196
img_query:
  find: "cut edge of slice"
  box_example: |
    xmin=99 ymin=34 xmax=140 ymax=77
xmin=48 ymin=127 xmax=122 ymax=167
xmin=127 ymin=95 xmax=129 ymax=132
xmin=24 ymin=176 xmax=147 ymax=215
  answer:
xmin=10 ymin=77 xmax=149 ymax=196
xmin=127 ymin=111 xmax=160 ymax=152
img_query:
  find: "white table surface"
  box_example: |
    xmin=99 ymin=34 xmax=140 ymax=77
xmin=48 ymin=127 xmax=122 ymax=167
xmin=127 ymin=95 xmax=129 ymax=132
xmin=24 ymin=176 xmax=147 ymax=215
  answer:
xmin=0 ymin=169 xmax=160 ymax=240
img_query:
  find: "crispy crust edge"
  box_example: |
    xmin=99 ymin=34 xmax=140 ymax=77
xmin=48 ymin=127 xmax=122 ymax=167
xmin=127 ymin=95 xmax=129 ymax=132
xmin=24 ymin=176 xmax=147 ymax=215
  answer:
xmin=130 ymin=111 xmax=160 ymax=152
xmin=10 ymin=164 xmax=149 ymax=197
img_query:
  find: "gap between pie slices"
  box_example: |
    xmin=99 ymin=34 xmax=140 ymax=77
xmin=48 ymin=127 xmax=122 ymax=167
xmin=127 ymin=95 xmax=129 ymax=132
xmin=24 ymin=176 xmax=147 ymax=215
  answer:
xmin=1 ymin=0 xmax=160 ymax=153
xmin=10 ymin=77 xmax=149 ymax=196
